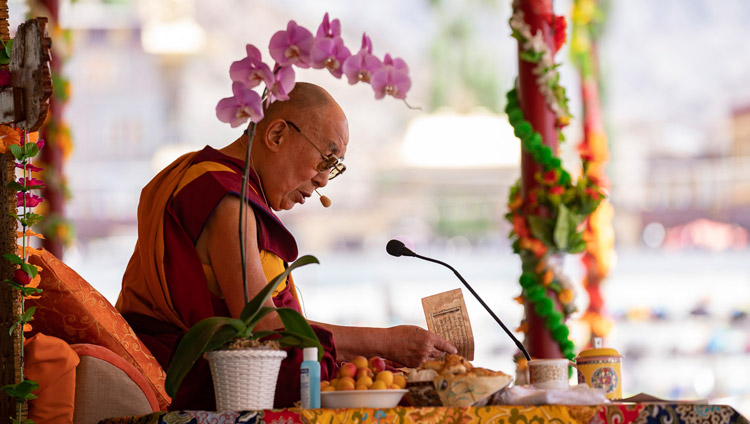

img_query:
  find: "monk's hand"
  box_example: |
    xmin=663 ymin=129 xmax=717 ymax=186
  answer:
xmin=384 ymin=325 xmax=457 ymax=368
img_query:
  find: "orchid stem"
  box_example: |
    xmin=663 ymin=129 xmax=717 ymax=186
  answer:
xmin=239 ymin=122 xmax=257 ymax=306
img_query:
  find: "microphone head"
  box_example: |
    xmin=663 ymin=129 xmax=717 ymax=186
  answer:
xmin=319 ymin=195 xmax=331 ymax=208
xmin=386 ymin=239 xmax=406 ymax=257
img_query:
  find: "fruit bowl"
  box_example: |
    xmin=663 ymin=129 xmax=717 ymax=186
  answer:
xmin=321 ymin=389 xmax=408 ymax=408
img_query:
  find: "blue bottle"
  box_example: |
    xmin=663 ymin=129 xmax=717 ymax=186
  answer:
xmin=300 ymin=347 xmax=320 ymax=409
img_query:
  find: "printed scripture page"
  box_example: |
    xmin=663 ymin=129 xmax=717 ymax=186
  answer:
xmin=422 ymin=288 xmax=475 ymax=360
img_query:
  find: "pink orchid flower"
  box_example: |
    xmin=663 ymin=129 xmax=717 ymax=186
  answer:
xmin=16 ymin=192 xmax=43 ymax=208
xmin=311 ymin=13 xmax=350 ymax=77
xmin=36 ymin=139 xmax=45 ymax=150
xmin=311 ymin=37 xmax=351 ymax=79
xmin=18 ymin=177 xmax=45 ymax=188
xmin=371 ymin=53 xmax=411 ymax=99
xmin=229 ymin=44 xmax=274 ymax=90
xmin=342 ymin=34 xmax=383 ymax=85
xmin=266 ymin=65 xmax=296 ymax=105
xmin=15 ymin=163 xmax=44 ymax=172
xmin=316 ymin=13 xmax=341 ymax=39
xmin=216 ymin=82 xmax=264 ymax=127
xmin=269 ymin=21 xmax=314 ymax=68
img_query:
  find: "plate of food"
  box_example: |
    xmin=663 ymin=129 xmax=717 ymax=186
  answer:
xmin=405 ymin=354 xmax=513 ymax=407
xmin=321 ymin=389 xmax=408 ymax=408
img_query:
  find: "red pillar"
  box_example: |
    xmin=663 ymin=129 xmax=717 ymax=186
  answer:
xmin=515 ymin=0 xmax=564 ymax=359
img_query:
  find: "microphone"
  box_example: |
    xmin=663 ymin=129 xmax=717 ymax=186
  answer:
xmin=386 ymin=239 xmax=531 ymax=361
xmin=315 ymin=189 xmax=331 ymax=208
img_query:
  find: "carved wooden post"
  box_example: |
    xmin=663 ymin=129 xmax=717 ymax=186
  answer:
xmin=0 ymin=13 xmax=52 ymax=419
xmin=0 ymin=1 xmax=19 ymax=416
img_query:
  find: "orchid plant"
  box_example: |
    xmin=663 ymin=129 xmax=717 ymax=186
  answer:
xmin=1 ymin=128 xmax=46 ymax=424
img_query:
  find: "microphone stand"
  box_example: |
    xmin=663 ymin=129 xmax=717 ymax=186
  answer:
xmin=411 ymin=252 xmax=531 ymax=361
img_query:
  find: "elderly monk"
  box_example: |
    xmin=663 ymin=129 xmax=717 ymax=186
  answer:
xmin=116 ymin=82 xmax=456 ymax=410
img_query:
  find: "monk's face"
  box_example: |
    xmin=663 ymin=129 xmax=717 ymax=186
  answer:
xmin=271 ymin=109 xmax=348 ymax=211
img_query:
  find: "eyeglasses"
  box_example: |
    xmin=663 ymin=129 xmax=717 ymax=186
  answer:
xmin=285 ymin=120 xmax=346 ymax=180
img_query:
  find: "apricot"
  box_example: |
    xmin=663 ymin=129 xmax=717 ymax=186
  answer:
xmin=375 ymin=370 xmax=394 ymax=386
xmin=356 ymin=376 xmax=373 ymax=388
xmin=351 ymin=355 xmax=369 ymax=369
xmin=393 ymin=374 xmax=406 ymax=389
xmin=336 ymin=377 xmax=356 ymax=391
xmin=320 ymin=380 xmax=330 ymax=388
xmin=389 ymin=384 xmax=401 ymax=390
xmin=370 ymin=380 xmax=387 ymax=390
xmin=355 ymin=384 xmax=369 ymax=390
xmin=339 ymin=362 xmax=357 ymax=378
xmin=329 ymin=378 xmax=339 ymax=388
xmin=356 ymin=367 xmax=374 ymax=379
xmin=368 ymin=356 xmax=386 ymax=374
xmin=322 ymin=385 xmax=337 ymax=392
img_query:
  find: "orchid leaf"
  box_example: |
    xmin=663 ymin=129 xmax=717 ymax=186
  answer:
xmin=240 ymin=255 xmax=319 ymax=323
xmin=248 ymin=329 xmax=276 ymax=340
xmin=8 ymin=321 xmax=16 ymax=336
xmin=272 ymin=331 xmax=322 ymax=352
xmin=276 ymin=307 xmax=323 ymax=360
xmin=165 ymin=317 xmax=245 ymax=398
xmin=243 ymin=305 xmax=276 ymax=331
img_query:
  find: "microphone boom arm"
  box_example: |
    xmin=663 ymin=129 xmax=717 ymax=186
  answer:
xmin=412 ymin=252 xmax=532 ymax=361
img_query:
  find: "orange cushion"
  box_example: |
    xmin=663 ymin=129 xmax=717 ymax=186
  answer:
xmin=24 ymin=333 xmax=79 ymax=424
xmin=26 ymin=248 xmax=171 ymax=410
xmin=70 ymin=343 xmax=158 ymax=421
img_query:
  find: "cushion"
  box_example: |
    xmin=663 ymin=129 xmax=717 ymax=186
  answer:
xmin=24 ymin=333 xmax=79 ymax=424
xmin=71 ymin=343 xmax=157 ymax=423
xmin=26 ymin=248 xmax=170 ymax=410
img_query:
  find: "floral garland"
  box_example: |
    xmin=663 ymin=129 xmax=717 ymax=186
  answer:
xmin=571 ymin=0 xmax=615 ymax=342
xmin=1 ymin=129 xmax=46 ymax=424
xmin=509 ymin=8 xmax=571 ymax=130
xmin=506 ymin=6 xmax=604 ymax=361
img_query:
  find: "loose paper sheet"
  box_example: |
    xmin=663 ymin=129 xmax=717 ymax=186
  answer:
xmin=422 ymin=288 xmax=474 ymax=360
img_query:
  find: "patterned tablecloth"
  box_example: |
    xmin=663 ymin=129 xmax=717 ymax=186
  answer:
xmin=99 ymin=403 xmax=749 ymax=424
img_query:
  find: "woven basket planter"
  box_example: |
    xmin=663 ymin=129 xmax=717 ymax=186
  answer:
xmin=205 ymin=348 xmax=288 ymax=411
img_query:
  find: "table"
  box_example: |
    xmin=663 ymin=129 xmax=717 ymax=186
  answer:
xmin=99 ymin=403 xmax=748 ymax=424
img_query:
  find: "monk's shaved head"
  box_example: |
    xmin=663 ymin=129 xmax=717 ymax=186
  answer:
xmin=259 ymin=82 xmax=346 ymax=136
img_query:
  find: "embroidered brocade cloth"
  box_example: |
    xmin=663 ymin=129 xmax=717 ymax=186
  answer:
xmin=98 ymin=403 xmax=748 ymax=424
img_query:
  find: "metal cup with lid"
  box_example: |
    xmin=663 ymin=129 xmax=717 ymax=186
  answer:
xmin=575 ymin=338 xmax=623 ymax=399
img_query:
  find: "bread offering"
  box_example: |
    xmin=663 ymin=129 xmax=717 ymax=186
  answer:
xmin=405 ymin=354 xmax=513 ymax=407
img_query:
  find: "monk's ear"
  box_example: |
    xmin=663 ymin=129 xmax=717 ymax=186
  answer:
xmin=264 ymin=120 xmax=287 ymax=152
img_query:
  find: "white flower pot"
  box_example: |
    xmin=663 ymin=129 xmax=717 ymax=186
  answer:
xmin=205 ymin=349 xmax=288 ymax=411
